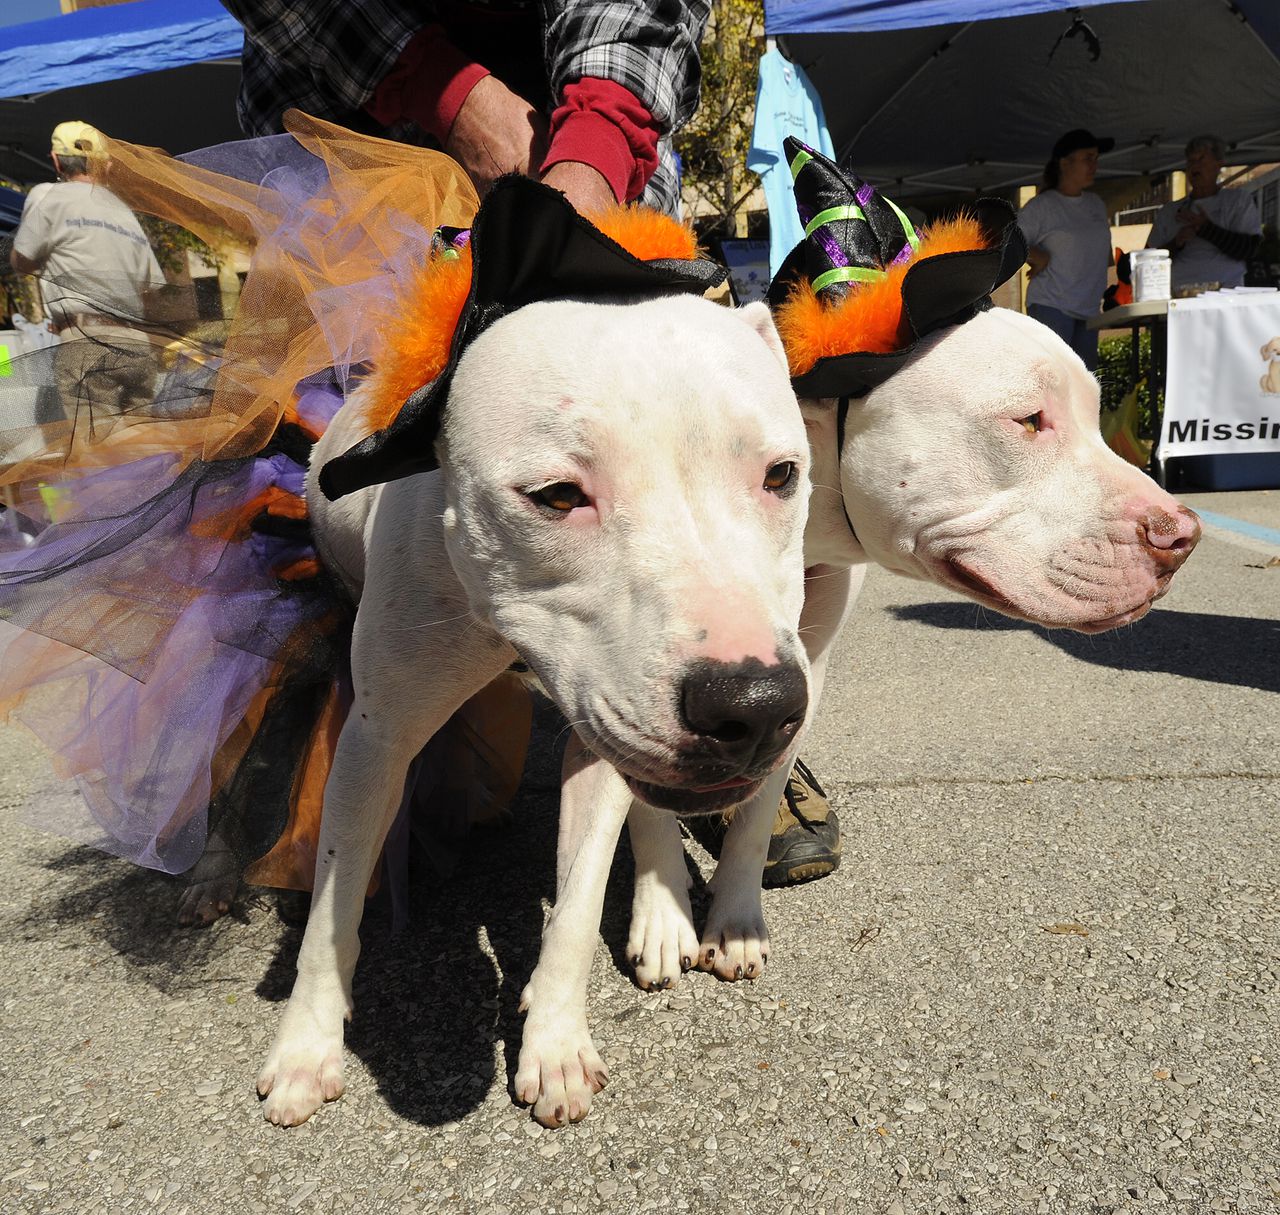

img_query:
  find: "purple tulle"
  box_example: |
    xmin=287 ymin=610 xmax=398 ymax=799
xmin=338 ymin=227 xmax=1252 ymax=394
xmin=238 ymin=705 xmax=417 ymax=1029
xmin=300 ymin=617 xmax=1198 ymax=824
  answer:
xmin=0 ymin=381 xmax=347 ymax=875
xmin=0 ymin=123 xmax=460 ymax=889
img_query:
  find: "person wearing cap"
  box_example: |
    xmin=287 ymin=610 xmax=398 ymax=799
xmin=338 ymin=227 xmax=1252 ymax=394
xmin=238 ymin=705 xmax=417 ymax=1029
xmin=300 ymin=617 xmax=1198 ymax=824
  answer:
xmin=1017 ymin=128 xmax=1114 ymax=370
xmin=1147 ymin=135 xmax=1261 ymax=292
xmin=9 ymin=121 xmax=165 ymax=424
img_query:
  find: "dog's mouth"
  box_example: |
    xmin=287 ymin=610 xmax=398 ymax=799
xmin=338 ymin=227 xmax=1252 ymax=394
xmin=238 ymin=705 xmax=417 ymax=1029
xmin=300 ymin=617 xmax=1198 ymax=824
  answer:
xmin=942 ymin=556 xmax=1016 ymax=611
xmin=1068 ymin=597 xmax=1154 ymax=633
xmin=942 ymin=555 xmax=1166 ymax=634
xmin=622 ymin=772 xmax=764 ymax=816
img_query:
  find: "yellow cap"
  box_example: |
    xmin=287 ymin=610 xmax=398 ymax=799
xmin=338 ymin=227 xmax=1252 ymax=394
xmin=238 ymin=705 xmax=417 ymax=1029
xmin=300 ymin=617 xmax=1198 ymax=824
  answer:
xmin=50 ymin=121 xmax=107 ymax=159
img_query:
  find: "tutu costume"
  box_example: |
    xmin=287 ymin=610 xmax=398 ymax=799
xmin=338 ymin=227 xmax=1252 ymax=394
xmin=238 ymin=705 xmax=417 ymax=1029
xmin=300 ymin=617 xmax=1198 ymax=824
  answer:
xmin=0 ymin=115 xmax=483 ymax=892
xmin=0 ymin=114 xmax=722 ymax=905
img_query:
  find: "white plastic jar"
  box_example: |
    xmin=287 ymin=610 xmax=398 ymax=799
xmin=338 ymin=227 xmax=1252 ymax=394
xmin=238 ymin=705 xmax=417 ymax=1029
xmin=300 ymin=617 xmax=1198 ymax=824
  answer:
xmin=1130 ymin=248 xmax=1171 ymax=302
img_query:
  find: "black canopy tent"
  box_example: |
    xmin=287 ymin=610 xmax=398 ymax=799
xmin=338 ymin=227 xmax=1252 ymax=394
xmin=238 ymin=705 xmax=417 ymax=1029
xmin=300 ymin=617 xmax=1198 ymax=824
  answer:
xmin=769 ymin=0 xmax=1280 ymax=198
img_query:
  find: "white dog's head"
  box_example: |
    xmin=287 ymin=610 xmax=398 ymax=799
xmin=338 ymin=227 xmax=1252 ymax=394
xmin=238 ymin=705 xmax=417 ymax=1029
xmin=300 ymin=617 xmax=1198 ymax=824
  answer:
xmin=830 ymin=308 xmax=1199 ymax=631
xmin=440 ymin=295 xmax=811 ymax=814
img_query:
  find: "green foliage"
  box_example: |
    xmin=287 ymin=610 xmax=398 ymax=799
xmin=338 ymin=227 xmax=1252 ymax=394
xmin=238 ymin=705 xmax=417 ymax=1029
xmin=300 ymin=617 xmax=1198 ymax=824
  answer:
xmin=676 ymin=0 xmax=766 ymax=238
xmin=138 ymin=213 xmax=223 ymax=278
xmin=1097 ymin=331 xmax=1161 ymax=436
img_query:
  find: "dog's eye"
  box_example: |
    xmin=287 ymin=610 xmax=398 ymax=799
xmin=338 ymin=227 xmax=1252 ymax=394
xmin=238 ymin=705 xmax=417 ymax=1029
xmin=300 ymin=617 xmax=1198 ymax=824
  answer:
xmin=528 ymin=482 xmax=587 ymax=512
xmin=1018 ymin=413 xmax=1043 ymax=434
xmin=763 ymin=461 xmax=797 ymax=493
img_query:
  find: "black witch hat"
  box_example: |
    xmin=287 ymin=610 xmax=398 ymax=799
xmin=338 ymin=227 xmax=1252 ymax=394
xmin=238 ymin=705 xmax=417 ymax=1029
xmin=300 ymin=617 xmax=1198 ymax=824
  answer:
xmin=767 ymin=137 xmax=1027 ymax=400
xmin=318 ymin=174 xmax=726 ymax=500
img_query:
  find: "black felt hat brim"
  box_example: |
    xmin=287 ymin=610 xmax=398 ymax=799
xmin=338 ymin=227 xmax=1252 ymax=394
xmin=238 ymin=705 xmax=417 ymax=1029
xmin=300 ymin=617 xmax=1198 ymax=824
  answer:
xmin=318 ymin=175 xmax=726 ymax=500
xmin=781 ymin=198 xmax=1028 ymax=401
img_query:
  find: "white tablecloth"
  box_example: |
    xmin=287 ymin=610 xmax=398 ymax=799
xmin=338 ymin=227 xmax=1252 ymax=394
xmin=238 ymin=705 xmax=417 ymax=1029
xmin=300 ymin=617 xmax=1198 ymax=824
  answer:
xmin=1161 ymin=290 xmax=1280 ymax=459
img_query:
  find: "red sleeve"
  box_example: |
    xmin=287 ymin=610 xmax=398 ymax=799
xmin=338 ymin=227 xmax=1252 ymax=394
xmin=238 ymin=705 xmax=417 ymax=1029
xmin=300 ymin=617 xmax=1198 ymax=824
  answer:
xmin=363 ymin=24 xmax=490 ymax=144
xmin=541 ymin=77 xmax=661 ymax=204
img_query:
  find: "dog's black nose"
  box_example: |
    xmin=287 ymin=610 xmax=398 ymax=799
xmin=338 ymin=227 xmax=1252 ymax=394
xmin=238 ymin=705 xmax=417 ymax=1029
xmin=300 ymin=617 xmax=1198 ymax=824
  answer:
xmin=679 ymin=657 xmax=807 ymax=768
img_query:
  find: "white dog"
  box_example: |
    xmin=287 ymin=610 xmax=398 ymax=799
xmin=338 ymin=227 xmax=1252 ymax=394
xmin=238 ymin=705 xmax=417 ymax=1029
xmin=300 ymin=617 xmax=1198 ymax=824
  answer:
xmin=256 ymin=290 xmax=815 ymax=1126
xmin=513 ymin=305 xmax=1201 ymax=1126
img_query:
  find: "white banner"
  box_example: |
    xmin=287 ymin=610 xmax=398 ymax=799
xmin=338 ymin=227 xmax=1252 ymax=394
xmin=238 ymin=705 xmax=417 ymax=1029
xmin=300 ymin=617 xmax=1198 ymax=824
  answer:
xmin=1161 ymin=291 xmax=1280 ymax=458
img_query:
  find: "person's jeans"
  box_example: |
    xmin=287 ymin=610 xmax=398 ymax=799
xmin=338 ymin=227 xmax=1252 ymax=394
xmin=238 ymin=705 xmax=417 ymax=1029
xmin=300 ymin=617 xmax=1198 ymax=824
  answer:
xmin=1027 ymin=303 xmax=1099 ymax=372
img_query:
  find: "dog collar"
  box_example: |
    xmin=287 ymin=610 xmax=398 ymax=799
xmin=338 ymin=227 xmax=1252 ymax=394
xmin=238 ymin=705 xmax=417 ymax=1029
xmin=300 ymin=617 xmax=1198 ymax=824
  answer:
xmin=834 ymin=396 xmax=860 ymax=546
xmin=318 ymin=176 xmax=726 ymax=500
xmin=767 ymin=137 xmax=1026 ymax=402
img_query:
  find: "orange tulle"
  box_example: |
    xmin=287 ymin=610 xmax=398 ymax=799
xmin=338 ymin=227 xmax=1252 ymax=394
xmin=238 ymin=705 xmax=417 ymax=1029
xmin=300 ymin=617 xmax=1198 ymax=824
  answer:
xmin=0 ymin=111 xmax=479 ymax=495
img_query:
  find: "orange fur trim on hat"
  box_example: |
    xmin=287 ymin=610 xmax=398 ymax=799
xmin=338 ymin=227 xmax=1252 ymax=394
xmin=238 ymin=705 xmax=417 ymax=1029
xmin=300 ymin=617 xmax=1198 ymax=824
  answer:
xmin=355 ymin=206 xmax=701 ymax=437
xmin=357 ymin=248 xmax=473 ymax=435
xmin=775 ymin=215 xmax=989 ymax=380
xmin=589 ymin=204 xmax=700 ymax=263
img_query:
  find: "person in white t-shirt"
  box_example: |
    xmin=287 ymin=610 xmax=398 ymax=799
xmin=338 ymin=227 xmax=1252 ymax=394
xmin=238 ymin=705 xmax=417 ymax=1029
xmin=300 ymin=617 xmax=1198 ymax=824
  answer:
xmin=1147 ymin=135 xmax=1261 ymax=292
xmin=10 ymin=121 xmax=164 ymax=426
xmin=1017 ymin=128 xmax=1114 ymax=372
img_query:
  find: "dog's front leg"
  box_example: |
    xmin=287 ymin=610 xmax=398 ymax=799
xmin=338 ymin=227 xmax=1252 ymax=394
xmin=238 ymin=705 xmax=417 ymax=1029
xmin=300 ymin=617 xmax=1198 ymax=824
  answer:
xmin=258 ymin=627 xmax=513 ymax=1127
xmin=515 ymin=738 xmax=631 ymax=1127
xmin=700 ymin=563 xmax=862 ymax=981
xmin=696 ymin=766 xmax=789 ymax=980
xmin=624 ymin=802 xmax=699 ymax=991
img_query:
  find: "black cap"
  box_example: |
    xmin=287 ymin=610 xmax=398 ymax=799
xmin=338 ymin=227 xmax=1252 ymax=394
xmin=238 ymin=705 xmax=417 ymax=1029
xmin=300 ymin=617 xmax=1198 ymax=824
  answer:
xmin=1052 ymin=128 xmax=1115 ymax=159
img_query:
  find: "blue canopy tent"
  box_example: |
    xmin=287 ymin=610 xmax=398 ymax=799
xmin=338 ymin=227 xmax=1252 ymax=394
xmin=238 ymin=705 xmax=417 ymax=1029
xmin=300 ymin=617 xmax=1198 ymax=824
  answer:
xmin=765 ymin=0 xmax=1280 ymax=198
xmin=0 ymin=0 xmax=244 ymax=185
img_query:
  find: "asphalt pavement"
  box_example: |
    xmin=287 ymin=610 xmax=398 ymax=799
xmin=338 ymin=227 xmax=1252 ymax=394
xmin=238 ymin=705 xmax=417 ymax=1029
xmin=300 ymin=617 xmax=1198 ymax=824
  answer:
xmin=0 ymin=488 xmax=1277 ymax=1215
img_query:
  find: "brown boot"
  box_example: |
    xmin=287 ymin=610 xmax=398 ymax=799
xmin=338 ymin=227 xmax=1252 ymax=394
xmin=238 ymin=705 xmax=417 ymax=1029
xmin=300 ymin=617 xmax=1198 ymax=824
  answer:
xmin=761 ymin=758 xmax=841 ymax=887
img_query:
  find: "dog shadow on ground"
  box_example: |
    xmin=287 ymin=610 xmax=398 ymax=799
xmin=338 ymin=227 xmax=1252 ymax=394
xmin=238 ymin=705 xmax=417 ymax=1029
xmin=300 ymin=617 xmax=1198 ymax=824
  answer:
xmin=17 ymin=698 xmax=711 ymax=1128
xmin=889 ymin=602 xmax=1280 ymax=695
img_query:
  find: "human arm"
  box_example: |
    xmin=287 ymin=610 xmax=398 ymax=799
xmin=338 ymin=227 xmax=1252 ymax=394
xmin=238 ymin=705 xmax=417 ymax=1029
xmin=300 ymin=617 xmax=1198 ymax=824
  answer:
xmin=1173 ymin=194 xmax=1262 ymax=262
xmin=1146 ymin=201 xmax=1187 ymax=252
xmin=219 ymin=0 xmax=423 ymax=133
xmin=10 ymin=185 xmax=52 ymax=277
xmin=9 ymin=246 xmax=40 ymax=276
xmin=1017 ymin=197 xmax=1048 ymax=277
xmin=366 ymin=2 xmax=690 ymax=211
xmin=1196 ymin=218 xmax=1261 ymax=262
xmin=542 ymin=0 xmax=712 ymax=210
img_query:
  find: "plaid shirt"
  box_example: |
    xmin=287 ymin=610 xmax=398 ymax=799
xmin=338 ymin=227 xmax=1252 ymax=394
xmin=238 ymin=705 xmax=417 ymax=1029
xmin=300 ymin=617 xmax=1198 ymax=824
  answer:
xmin=220 ymin=0 xmax=710 ymax=214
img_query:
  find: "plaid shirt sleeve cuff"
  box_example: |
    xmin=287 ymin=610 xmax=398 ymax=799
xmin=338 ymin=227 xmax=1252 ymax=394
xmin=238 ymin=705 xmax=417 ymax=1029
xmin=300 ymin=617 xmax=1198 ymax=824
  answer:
xmin=542 ymin=77 xmax=660 ymax=204
xmin=364 ymin=24 xmax=490 ymax=143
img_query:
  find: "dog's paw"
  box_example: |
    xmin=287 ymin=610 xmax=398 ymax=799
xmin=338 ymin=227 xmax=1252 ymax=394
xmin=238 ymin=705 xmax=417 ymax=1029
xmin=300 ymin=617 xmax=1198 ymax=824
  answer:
xmin=514 ymin=1013 xmax=608 ymax=1129
xmin=627 ymin=872 xmax=699 ymax=991
xmin=256 ymin=1000 xmax=347 ymax=1127
xmin=698 ymin=893 xmax=770 ymax=983
xmin=176 ymin=844 xmax=239 ymax=927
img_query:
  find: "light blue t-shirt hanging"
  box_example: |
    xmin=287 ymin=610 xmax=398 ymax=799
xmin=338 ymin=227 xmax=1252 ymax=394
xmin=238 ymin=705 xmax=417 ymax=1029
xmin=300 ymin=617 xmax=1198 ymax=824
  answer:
xmin=748 ymin=49 xmax=836 ymax=278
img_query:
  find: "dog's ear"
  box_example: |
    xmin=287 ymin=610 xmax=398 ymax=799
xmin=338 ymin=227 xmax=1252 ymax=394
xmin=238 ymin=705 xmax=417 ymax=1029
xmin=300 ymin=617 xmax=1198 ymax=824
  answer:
xmin=738 ymin=301 xmax=790 ymax=372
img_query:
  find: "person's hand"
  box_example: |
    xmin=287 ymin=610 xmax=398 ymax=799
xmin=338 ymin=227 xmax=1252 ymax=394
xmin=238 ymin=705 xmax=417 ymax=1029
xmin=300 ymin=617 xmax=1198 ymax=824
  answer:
xmin=1176 ymin=205 xmax=1208 ymax=235
xmin=1171 ymin=223 xmax=1196 ymax=250
xmin=540 ymin=161 xmax=618 ymax=217
xmin=445 ymin=75 xmax=549 ymax=196
xmin=1025 ymin=245 xmax=1050 ymax=279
